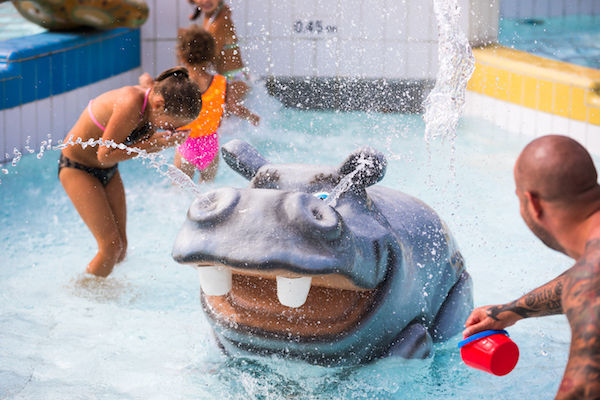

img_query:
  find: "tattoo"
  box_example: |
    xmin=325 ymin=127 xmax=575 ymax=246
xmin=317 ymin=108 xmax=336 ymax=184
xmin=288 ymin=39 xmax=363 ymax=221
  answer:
xmin=555 ymin=239 xmax=600 ymax=399
xmin=487 ymin=280 xmax=564 ymax=321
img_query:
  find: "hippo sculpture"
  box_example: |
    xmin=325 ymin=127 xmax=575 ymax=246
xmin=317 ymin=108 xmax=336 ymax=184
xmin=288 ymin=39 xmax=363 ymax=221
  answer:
xmin=172 ymin=139 xmax=473 ymax=366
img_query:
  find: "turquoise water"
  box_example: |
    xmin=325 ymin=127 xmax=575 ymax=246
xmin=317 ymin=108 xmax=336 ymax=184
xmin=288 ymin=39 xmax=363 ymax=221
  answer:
xmin=0 ymin=86 xmax=572 ymax=399
xmin=0 ymin=2 xmax=45 ymax=41
xmin=499 ymin=15 xmax=600 ymax=69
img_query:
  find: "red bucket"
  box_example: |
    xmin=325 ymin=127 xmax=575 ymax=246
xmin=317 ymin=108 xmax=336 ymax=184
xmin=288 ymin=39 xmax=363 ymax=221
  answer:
xmin=458 ymin=330 xmax=519 ymax=376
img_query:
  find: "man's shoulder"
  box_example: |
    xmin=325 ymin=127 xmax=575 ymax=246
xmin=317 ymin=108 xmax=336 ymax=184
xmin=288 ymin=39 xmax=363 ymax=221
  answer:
xmin=576 ymin=238 xmax=600 ymax=271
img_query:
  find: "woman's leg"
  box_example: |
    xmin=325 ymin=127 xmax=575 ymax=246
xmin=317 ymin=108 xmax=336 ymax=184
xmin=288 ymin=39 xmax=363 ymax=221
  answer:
xmin=59 ymin=167 xmax=124 ymax=277
xmin=104 ymin=170 xmax=127 ymax=263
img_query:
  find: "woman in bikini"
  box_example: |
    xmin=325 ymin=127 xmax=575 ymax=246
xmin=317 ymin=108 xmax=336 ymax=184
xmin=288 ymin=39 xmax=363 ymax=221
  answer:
xmin=188 ymin=0 xmax=257 ymax=118
xmin=59 ymin=67 xmax=202 ymax=277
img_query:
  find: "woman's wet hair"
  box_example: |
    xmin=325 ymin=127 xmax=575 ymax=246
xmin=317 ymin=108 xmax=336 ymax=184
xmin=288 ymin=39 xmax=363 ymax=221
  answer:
xmin=176 ymin=25 xmax=216 ymax=66
xmin=153 ymin=66 xmax=202 ymax=120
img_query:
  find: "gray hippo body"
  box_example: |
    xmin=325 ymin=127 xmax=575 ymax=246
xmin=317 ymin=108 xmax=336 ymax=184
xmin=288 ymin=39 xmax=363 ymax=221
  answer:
xmin=172 ymin=139 xmax=473 ymax=366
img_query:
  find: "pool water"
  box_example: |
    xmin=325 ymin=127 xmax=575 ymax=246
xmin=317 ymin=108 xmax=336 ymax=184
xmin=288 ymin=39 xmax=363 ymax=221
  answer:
xmin=499 ymin=15 xmax=600 ymax=69
xmin=0 ymin=2 xmax=46 ymax=41
xmin=0 ymin=85 xmax=572 ymax=399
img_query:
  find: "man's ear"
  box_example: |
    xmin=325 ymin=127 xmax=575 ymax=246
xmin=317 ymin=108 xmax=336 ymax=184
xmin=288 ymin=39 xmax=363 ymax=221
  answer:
xmin=525 ymin=191 xmax=543 ymax=218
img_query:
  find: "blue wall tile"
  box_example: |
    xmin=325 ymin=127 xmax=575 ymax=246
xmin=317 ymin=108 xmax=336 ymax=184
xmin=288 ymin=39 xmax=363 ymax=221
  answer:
xmin=0 ymin=28 xmax=141 ymax=110
xmin=35 ymin=56 xmax=51 ymax=100
xmin=50 ymin=52 xmax=65 ymax=96
xmin=20 ymin=59 xmax=36 ymax=104
xmin=2 ymin=76 xmax=22 ymax=109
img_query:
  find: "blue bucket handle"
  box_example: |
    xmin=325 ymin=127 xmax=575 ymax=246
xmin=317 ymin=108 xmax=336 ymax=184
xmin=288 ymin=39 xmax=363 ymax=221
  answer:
xmin=458 ymin=329 xmax=509 ymax=348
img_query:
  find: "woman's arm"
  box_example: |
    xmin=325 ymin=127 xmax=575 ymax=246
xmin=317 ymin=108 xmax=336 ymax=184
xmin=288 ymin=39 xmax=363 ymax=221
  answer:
xmin=96 ymin=88 xmax=144 ymax=164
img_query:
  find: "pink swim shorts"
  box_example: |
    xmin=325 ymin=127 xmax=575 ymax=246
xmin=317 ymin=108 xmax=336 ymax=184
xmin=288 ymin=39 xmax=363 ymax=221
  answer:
xmin=177 ymin=133 xmax=219 ymax=170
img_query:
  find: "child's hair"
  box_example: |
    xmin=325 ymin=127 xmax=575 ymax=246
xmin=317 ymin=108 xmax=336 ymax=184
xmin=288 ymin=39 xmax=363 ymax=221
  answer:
xmin=153 ymin=66 xmax=202 ymax=120
xmin=176 ymin=25 xmax=216 ymax=66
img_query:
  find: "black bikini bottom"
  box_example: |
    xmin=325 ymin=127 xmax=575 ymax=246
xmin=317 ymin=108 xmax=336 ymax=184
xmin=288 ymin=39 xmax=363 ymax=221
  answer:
xmin=58 ymin=153 xmax=118 ymax=187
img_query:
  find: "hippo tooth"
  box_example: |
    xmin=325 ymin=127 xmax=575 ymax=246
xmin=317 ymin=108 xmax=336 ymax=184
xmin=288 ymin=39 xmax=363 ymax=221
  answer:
xmin=196 ymin=266 xmax=232 ymax=296
xmin=276 ymin=276 xmax=312 ymax=308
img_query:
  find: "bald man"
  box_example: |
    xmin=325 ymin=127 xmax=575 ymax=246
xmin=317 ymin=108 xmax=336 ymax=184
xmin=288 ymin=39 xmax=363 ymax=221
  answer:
xmin=463 ymin=135 xmax=600 ymax=399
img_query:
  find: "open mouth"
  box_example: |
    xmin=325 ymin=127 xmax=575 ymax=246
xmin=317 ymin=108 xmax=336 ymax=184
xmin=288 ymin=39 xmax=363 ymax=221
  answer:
xmin=196 ymin=265 xmax=380 ymax=339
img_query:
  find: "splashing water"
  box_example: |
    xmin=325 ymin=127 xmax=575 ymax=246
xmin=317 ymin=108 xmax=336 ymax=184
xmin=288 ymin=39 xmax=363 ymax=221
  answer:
xmin=325 ymin=153 xmax=375 ymax=207
xmin=422 ymin=0 xmax=475 ymax=145
xmin=1 ymin=132 xmax=204 ymax=196
xmin=51 ymin=137 xmax=205 ymax=197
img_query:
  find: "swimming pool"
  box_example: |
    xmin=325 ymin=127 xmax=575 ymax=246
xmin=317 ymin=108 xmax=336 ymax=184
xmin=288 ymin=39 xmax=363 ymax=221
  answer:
xmin=0 ymin=3 xmax=45 ymax=41
xmin=499 ymin=15 xmax=600 ymax=69
xmin=0 ymin=83 xmax=572 ymax=399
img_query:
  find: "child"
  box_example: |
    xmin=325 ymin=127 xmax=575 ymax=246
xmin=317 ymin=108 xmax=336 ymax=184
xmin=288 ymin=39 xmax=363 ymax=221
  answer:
xmin=172 ymin=25 xmax=259 ymax=182
xmin=59 ymin=67 xmax=202 ymax=277
xmin=188 ymin=0 xmax=254 ymax=113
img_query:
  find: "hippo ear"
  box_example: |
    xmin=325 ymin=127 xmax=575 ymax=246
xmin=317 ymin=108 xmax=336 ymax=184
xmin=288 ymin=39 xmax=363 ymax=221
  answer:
xmin=221 ymin=139 xmax=269 ymax=180
xmin=337 ymin=147 xmax=387 ymax=188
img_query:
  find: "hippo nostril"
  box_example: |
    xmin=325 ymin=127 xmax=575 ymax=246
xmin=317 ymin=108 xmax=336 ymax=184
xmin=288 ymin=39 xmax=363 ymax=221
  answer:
xmin=188 ymin=187 xmax=240 ymax=225
xmin=286 ymin=194 xmax=343 ymax=240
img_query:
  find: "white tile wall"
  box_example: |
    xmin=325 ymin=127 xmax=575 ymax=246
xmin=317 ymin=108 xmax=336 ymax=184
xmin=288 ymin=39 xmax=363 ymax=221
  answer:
xmin=406 ymin=42 xmax=430 ymax=80
xmin=21 ymin=102 xmax=37 ymax=145
xmin=155 ymin=0 xmax=178 ymax=39
xmin=141 ymin=39 xmax=157 ymax=77
xmin=292 ymin=39 xmax=316 ymax=76
xmin=228 ymin=0 xmax=247 ymax=37
xmin=383 ymin=41 xmax=407 ymax=79
xmin=362 ymin=4 xmax=385 ymax=41
xmin=141 ymin=0 xmax=156 ymax=40
xmin=4 ymin=107 xmax=22 ymax=157
xmin=407 ymin=1 xmax=432 ymax=42
xmin=568 ymin=118 xmax=588 ymax=145
xmin=247 ymin=39 xmax=274 ymax=76
xmin=362 ymin=40 xmax=385 ymax=79
xmin=50 ymin=93 xmax=66 ymax=137
xmin=271 ymin=3 xmax=293 ymax=38
xmin=315 ymin=38 xmax=338 ymax=77
xmin=384 ymin=0 xmax=408 ymax=41
xmin=464 ymin=92 xmax=600 ymax=156
xmin=246 ymin=1 xmax=270 ymax=38
xmin=338 ymin=39 xmax=364 ymax=77
xmin=36 ymin=98 xmax=52 ymax=146
xmin=552 ymin=113 xmax=570 ymax=136
xmin=137 ymin=0 xmax=494 ymax=81
xmin=155 ymin=40 xmax=178 ymax=75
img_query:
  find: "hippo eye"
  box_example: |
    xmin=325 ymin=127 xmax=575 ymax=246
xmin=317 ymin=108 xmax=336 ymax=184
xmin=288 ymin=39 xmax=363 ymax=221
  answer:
xmin=313 ymin=192 xmax=329 ymax=200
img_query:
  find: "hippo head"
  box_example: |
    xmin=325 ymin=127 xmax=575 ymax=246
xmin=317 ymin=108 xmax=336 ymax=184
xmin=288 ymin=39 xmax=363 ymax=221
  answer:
xmin=172 ymin=139 xmax=398 ymax=343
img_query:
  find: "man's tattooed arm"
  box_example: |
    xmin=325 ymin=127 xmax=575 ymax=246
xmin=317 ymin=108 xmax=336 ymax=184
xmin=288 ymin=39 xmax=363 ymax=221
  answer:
xmin=486 ymin=272 xmax=565 ymax=321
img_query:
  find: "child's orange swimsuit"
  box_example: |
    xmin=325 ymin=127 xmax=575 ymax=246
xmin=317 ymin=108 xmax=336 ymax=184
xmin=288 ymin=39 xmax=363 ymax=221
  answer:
xmin=177 ymin=74 xmax=227 ymax=170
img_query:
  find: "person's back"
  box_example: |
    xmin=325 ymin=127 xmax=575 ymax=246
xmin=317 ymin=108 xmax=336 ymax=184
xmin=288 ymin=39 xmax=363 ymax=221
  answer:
xmin=558 ymin=237 xmax=600 ymax=399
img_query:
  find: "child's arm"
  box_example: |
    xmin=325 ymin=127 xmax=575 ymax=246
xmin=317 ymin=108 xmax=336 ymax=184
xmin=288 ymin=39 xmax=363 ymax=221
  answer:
xmin=97 ymin=88 xmax=189 ymax=164
xmin=224 ymin=87 xmax=260 ymax=126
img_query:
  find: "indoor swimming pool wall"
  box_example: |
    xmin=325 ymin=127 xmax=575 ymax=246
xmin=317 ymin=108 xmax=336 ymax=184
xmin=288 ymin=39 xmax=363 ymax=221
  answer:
xmin=0 ymin=27 xmax=141 ymax=163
